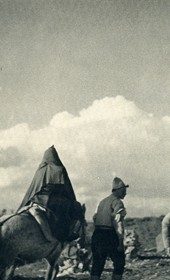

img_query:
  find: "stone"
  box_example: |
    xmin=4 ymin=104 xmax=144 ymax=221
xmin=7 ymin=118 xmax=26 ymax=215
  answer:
xmin=156 ymin=233 xmax=164 ymax=253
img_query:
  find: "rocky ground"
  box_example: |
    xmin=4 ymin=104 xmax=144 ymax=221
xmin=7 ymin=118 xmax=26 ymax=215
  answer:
xmin=12 ymin=255 xmax=170 ymax=280
xmin=5 ymin=215 xmax=169 ymax=280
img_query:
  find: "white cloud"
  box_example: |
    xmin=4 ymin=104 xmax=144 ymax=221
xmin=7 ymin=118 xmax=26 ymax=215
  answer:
xmin=0 ymin=123 xmax=30 ymax=149
xmin=163 ymin=115 xmax=170 ymax=123
xmin=0 ymin=167 xmax=25 ymax=187
xmin=0 ymin=96 xmax=169 ymax=219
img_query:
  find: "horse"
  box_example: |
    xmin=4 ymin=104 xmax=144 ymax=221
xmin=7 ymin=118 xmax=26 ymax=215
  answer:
xmin=0 ymin=204 xmax=86 ymax=280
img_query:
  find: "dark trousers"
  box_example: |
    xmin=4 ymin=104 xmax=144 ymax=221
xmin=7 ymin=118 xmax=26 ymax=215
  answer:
xmin=91 ymin=229 xmax=125 ymax=277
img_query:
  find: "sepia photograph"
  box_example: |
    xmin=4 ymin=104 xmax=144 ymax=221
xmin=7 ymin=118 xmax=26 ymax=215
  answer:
xmin=0 ymin=0 xmax=170 ymax=279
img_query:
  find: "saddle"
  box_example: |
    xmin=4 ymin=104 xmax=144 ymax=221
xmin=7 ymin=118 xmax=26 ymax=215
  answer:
xmin=0 ymin=199 xmax=83 ymax=244
xmin=28 ymin=204 xmax=57 ymax=243
xmin=27 ymin=199 xmax=83 ymax=243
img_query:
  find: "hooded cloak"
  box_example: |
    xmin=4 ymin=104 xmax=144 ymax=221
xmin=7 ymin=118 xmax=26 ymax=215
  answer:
xmin=18 ymin=145 xmax=76 ymax=210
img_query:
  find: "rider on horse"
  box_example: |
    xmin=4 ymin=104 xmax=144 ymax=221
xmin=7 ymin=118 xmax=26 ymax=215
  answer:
xmin=17 ymin=145 xmax=83 ymax=243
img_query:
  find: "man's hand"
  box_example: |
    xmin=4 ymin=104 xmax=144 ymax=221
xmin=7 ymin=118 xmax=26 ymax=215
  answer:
xmin=166 ymin=247 xmax=170 ymax=256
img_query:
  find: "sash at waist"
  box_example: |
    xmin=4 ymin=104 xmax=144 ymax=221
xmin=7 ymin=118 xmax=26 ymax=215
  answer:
xmin=95 ymin=225 xmax=114 ymax=230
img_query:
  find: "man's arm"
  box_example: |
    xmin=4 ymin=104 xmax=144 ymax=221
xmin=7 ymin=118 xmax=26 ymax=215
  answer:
xmin=92 ymin=204 xmax=99 ymax=225
xmin=111 ymin=201 xmax=127 ymax=252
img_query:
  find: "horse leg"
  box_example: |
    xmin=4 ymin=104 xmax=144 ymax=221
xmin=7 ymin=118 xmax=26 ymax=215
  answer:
xmin=0 ymin=259 xmax=18 ymax=280
xmin=45 ymin=261 xmax=59 ymax=280
xmin=3 ymin=263 xmax=16 ymax=280
xmin=45 ymin=243 xmax=64 ymax=280
xmin=0 ymin=265 xmax=6 ymax=280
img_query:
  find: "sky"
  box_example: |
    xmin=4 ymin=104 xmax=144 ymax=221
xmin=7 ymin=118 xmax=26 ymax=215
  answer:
xmin=0 ymin=0 xmax=169 ymax=220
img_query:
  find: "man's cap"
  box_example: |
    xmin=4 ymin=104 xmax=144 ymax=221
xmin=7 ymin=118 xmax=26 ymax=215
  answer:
xmin=112 ymin=177 xmax=129 ymax=190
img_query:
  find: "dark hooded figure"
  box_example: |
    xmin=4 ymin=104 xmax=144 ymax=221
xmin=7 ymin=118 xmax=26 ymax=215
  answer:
xmin=18 ymin=145 xmax=83 ymax=242
xmin=18 ymin=145 xmax=76 ymax=209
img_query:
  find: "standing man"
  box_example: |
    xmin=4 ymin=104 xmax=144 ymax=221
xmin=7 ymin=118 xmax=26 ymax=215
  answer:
xmin=90 ymin=177 xmax=129 ymax=280
xmin=162 ymin=212 xmax=170 ymax=256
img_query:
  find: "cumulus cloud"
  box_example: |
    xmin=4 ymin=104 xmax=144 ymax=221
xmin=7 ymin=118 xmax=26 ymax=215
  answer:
xmin=0 ymin=167 xmax=23 ymax=187
xmin=0 ymin=96 xmax=169 ymax=219
xmin=0 ymin=147 xmax=24 ymax=167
